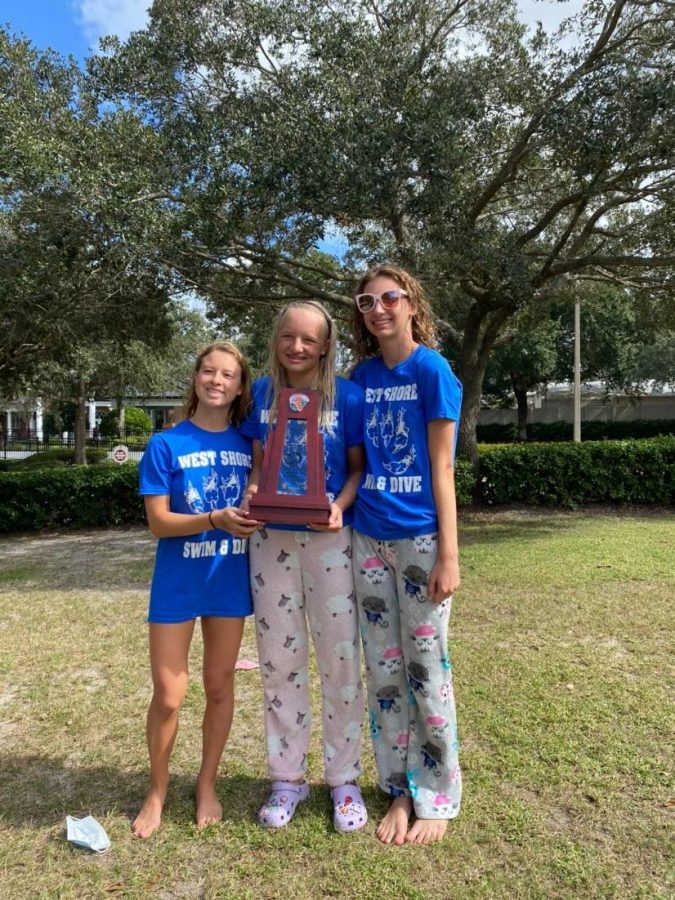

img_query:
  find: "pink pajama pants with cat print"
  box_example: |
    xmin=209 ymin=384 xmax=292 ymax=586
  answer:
xmin=353 ymin=529 xmax=462 ymax=819
xmin=250 ymin=526 xmax=363 ymax=787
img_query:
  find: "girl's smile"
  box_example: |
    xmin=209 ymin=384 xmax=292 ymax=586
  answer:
xmin=361 ymin=276 xmax=414 ymax=344
xmin=194 ymin=350 xmax=243 ymax=411
xmin=277 ymin=307 xmax=330 ymax=386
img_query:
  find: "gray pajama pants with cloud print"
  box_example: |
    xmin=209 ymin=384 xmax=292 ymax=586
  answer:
xmin=353 ymin=529 xmax=462 ymax=819
xmin=250 ymin=526 xmax=363 ymax=787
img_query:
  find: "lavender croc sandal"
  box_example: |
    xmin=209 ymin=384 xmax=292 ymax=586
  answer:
xmin=331 ymin=784 xmax=368 ymax=833
xmin=258 ymin=781 xmax=309 ymax=829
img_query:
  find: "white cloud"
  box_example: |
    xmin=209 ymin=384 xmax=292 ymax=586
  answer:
xmin=73 ymin=0 xmax=151 ymax=45
xmin=518 ymin=0 xmax=584 ymax=33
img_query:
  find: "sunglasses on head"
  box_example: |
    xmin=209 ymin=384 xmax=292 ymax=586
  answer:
xmin=355 ymin=289 xmax=408 ymax=313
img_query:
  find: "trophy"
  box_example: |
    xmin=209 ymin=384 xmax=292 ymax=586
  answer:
xmin=248 ymin=387 xmax=331 ymax=525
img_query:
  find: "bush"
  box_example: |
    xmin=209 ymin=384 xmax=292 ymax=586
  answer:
xmin=99 ymin=406 xmax=153 ymax=438
xmin=476 ymin=437 xmax=675 ymax=507
xmin=455 ymin=458 xmax=475 ymax=507
xmin=11 ymin=448 xmax=110 ymax=469
xmin=476 ymin=418 xmax=675 ymax=444
xmin=0 ymin=464 xmax=145 ymax=532
xmin=124 ymin=407 xmax=153 ymax=435
xmin=0 ymin=439 xmax=671 ymax=533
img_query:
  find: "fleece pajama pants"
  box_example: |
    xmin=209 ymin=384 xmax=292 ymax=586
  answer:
xmin=250 ymin=526 xmax=363 ymax=787
xmin=353 ymin=529 xmax=462 ymax=819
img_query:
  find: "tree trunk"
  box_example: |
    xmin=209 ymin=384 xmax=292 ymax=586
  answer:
xmin=457 ymin=366 xmax=484 ymax=470
xmin=456 ymin=304 xmax=515 ymax=470
xmin=116 ymin=387 xmax=125 ymax=438
xmin=512 ymin=379 xmax=529 ymax=440
xmin=74 ymin=375 xmax=87 ymax=465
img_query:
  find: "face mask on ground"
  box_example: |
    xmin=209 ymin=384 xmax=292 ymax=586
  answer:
xmin=65 ymin=815 xmax=111 ymax=853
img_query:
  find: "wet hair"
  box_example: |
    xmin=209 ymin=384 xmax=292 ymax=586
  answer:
xmin=266 ymin=300 xmax=337 ymax=432
xmin=182 ymin=341 xmax=252 ymax=427
xmin=351 ymin=264 xmax=438 ymax=360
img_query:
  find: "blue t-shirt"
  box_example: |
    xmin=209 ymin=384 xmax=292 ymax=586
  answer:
xmin=138 ymin=419 xmax=254 ymax=622
xmin=241 ymin=376 xmax=365 ymax=530
xmin=352 ymin=346 xmax=462 ymax=540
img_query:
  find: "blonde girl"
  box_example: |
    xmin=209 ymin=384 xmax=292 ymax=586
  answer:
xmin=243 ymin=301 xmax=368 ymax=833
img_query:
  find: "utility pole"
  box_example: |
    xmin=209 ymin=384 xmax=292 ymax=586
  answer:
xmin=574 ymin=295 xmax=581 ymax=442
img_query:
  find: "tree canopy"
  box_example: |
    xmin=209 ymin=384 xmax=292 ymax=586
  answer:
xmin=2 ymin=2 xmax=674 ymax=461
xmin=91 ymin=0 xmax=674 ymax=460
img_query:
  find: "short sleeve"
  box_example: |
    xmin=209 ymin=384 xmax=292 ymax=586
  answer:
xmin=138 ymin=434 xmax=172 ymax=496
xmin=420 ymin=354 xmax=462 ymax=423
xmin=239 ymin=378 xmax=268 ymax=442
xmin=343 ymin=382 xmax=365 ymax=448
xmin=239 ymin=407 xmax=259 ymax=440
xmin=351 ymin=361 xmax=366 ymax=390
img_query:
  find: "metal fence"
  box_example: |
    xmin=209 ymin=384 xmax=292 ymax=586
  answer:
xmin=0 ymin=430 xmax=157 ymax=460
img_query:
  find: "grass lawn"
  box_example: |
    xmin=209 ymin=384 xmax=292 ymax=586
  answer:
xmin=0 ymin=509 xmax=672 ymax=899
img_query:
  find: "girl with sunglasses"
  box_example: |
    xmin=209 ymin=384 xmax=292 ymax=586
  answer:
xmin=351 ymin=265 xmax=463 ymax=845
xmin=242 ymin=301 xmax=368 ymax=833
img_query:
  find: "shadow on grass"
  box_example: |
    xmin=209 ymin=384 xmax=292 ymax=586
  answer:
xmin=459 ymin=509 xmax=577 ymax=545
xmin=0 ymin=755 xmax=268 ymax=828
xmin=0 ymin=528 xmax=155 ymax=593
xmin=460 ymin=504 xmax=674 ymax=546
xmin=0 ymin=755 xmax=390 ymax=832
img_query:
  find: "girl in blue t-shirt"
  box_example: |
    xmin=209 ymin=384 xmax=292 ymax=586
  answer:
xmin=351 ymin=265 xmax=463 ymax=846
xmin=134 ymin=341 xmax=261 ymax=839
xmin=242 ymin=301 xmax=368 ymax=833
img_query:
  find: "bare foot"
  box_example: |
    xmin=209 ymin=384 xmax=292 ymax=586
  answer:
xmin=376 ymin=796 xmax=413 ymax=846
xmin=405 ymin=817 xmax=448 ymax=845
xmin=196 ymin=778 xmax=223 ymax=829
xmin=132 ymin=790 xmax=164 ymax=839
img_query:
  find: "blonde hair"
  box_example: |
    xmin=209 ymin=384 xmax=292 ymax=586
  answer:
xmin=183 ymin=341 xmax=252 ymax=427
xmin=351 ymin=264 xmax=438 ymax=361
xmin=266 ymin=301 xmax=337 ymax=432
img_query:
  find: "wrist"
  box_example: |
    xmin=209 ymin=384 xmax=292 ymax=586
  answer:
xmin=437 ymin=550 xmax=458 ymax=564
xmin=208 ymin=510 xmax=218 ymax=530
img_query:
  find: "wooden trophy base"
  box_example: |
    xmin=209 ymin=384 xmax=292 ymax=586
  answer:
xmin=249 ymin=492 xmax=331 ymax=526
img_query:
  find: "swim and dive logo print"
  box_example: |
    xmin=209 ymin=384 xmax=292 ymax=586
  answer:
xmin=366 ymin=404 xmax=417 ymax=475
xmin=184 ymin=469 xmax=242 ymax=512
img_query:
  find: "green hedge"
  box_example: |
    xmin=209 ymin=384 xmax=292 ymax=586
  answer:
xmin=0 ymin=439 xmax=671 ymax=532
xmin=455 ymin=458 xmax=475 ymax=507
xmin=0 ymin=449 xmax=111 ymax=472
xmin=477 ymin=437 xmax=674 ymax=507
xmin=12 ymin=448 xmax=110 ymax=469
xmin=477 ymin=419 xmax=675 ymax=444
xmin=0 ymin=464 xmax=144 ymax=532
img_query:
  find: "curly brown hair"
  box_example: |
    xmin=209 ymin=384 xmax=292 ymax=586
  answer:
xmin=182 ymin=341 xmax=252 ymax=427
xmin=350 ymin=264 xmax=438 ymax=361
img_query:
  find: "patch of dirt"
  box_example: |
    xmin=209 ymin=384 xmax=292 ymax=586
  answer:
xmin=0 ymin=687 xmax=18 ymax=707
xmin=0 ymin=720 xmax=18 ymax=746
xmin=63 ymin=668 xmax=109 ymax=693
xmin=0 ymin=527 xmax=155 ymax=591
xmin=547 ymin=806 xmax=574 ymax=832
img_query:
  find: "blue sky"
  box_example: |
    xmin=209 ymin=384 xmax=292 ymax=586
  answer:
xmin=3 ymin=1 xmax=582 ymax=64
xmin=2 ymin=0 xmax=151 ymax=62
